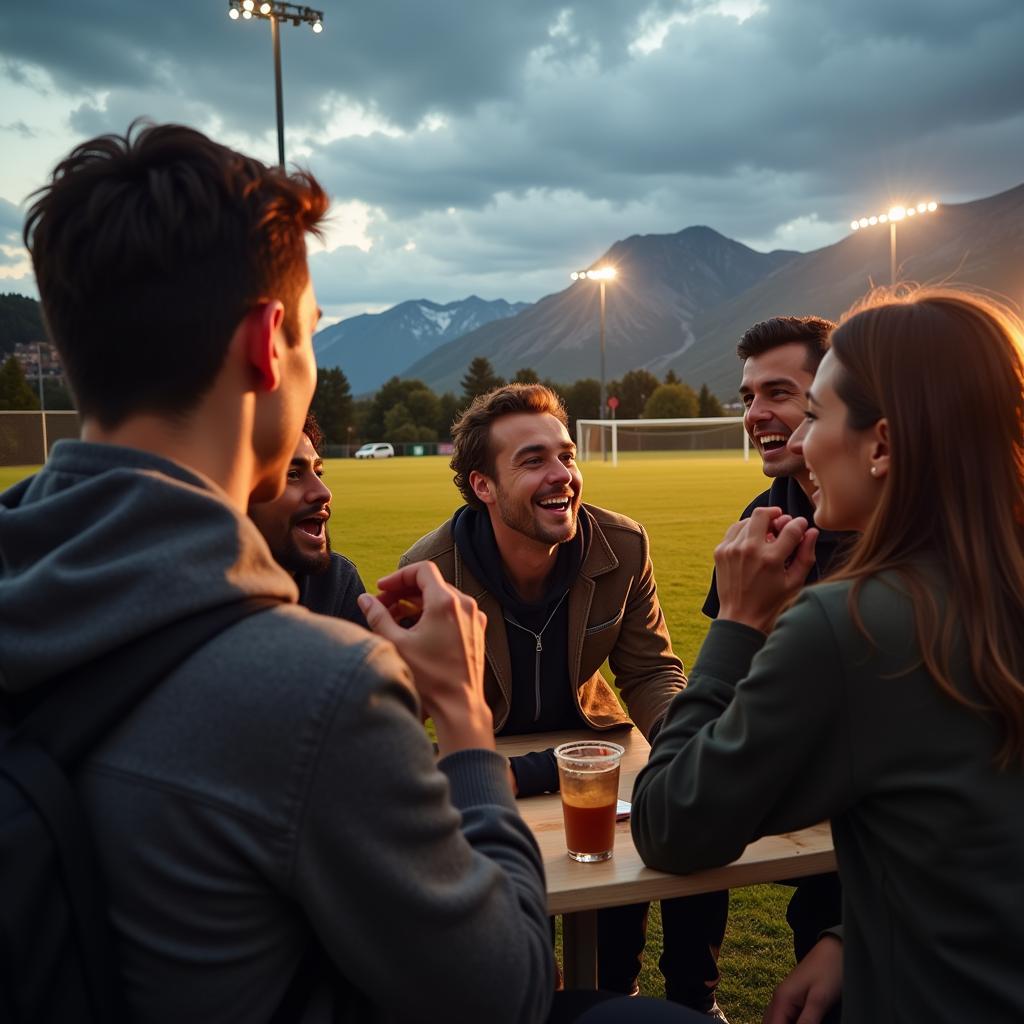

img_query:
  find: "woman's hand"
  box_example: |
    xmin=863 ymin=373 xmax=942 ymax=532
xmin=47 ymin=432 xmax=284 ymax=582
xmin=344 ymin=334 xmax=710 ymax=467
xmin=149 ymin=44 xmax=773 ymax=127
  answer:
xmin=715 ymin=506 xmax=818 ymax=633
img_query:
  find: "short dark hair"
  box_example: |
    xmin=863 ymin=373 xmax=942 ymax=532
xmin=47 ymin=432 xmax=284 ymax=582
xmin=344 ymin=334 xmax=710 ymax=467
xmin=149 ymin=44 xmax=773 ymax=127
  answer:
xmin=736 ymin=315 xmax=835 ymax=372
xmin=24 ymin=120 xmax=329 ymax=428
xmin=450 ymin=384 xmax=568 ymax=509
xmin=302 ymin=411 xmax=325 ymax=454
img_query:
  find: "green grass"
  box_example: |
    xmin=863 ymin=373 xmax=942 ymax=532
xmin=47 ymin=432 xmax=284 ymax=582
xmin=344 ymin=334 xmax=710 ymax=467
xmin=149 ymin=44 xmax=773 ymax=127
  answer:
xmin=3 ymin=452 xmax=790 ymax=1021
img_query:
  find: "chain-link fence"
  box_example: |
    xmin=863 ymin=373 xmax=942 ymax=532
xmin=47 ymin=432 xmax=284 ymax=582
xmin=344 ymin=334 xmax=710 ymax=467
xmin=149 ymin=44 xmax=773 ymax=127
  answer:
xmin=0 ymin=411 xmax=81 ymax=466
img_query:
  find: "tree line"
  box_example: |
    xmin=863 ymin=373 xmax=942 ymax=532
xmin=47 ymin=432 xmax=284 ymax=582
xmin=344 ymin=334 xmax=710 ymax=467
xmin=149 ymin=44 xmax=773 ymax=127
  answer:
xmin=0 ymin=348 xmax=726 ymax=443
xmin=312 ymin=356 xmax=725 ymax=448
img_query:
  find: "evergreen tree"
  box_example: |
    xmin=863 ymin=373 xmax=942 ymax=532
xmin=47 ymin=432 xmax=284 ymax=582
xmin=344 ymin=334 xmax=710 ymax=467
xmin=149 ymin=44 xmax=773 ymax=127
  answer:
xmin=0 ymin=355 xmax=40 ymax=410
xmin=512 ymin=367 xmax=540 ymax=384
xmin=608 ymin=369 xmax=660 ymax=420
xmin=460 ymin=357 xmax=503 ymax=404
xmin=664 ymin=368 xmax=682 ymax=386
xmin=310 ymin=367 xmax=353 ymax=445
xmin=643 ymin=382 xmax=699 ymax=419
xmin=698 ymin=383 xmax=725 ymax=417
xmin=562 ymin=378 xmax=601 ymax=426
xmin=364 ymin=377 xmax=437 ymax=439
xmin=436 ymin=392 xmax=460 ymax=440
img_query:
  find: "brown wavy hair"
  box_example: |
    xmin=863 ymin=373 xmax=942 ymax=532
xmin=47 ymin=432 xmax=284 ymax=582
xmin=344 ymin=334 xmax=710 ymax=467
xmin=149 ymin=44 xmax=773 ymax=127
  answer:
xmin=827 ymin=286 xmax=1024 ymax=767
xmin=450 ymin=384 xmax=568 ymax=509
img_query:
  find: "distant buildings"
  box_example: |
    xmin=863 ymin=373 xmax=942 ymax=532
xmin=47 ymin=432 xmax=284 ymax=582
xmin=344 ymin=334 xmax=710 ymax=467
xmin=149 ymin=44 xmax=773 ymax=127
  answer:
xmin=12 ymin=340 xmax=63 ymax=381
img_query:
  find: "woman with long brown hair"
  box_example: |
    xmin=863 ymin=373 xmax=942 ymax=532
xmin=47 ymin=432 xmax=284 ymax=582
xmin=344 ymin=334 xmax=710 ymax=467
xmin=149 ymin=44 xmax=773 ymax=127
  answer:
xmin=632 ymin=287 xmax=1024 ymax=1023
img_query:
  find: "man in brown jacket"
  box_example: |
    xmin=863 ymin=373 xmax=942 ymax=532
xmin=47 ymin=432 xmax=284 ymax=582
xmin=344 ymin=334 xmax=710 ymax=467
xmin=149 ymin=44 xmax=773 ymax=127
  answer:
xmin=401 ymin=383 xmax=729 ymax=1019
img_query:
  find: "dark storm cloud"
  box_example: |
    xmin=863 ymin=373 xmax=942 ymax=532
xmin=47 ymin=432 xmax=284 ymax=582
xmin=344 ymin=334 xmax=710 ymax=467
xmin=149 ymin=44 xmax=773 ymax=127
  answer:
xmin=2 ymin=0 xmax=1022 ymax=309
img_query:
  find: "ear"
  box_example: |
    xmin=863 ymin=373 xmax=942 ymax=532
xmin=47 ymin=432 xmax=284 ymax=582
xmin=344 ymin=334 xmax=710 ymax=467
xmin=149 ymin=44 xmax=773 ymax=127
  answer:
xmin=468 ymin=469 xmax=496 ymax=506
xmin=242 ymin=301 xmax=286 ymax=393
xmin=868 ymin=417 xmax=890 ymax=480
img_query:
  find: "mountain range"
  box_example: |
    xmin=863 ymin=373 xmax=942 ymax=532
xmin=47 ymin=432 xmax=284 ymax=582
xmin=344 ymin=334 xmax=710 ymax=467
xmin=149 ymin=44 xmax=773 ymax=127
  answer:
xmin=314 ymin=295 xmax=530 ymax=394
xmin=372 ymin=182 xmax=1023 ymax=399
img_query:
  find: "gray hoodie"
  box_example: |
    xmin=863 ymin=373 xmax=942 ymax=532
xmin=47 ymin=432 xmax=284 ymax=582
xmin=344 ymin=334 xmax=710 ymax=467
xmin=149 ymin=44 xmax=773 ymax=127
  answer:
xmin=0 ymin=440 xmax=552 ymax=1023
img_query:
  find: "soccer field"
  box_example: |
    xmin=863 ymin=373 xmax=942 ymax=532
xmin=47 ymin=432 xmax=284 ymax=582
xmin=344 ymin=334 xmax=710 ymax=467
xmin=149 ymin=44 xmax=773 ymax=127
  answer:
xmin=2 ymin=451 xmax=795 ymax=1019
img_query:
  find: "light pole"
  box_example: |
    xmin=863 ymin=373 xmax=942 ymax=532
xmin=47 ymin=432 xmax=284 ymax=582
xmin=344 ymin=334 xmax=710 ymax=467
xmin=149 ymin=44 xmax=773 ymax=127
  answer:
xmin=227 ymin=1 xmax=324 ymax=168
xmin=850 ymin=200 xmax=939 ymax=284
xmin=570 ymin=267 xmax=617 ymax=457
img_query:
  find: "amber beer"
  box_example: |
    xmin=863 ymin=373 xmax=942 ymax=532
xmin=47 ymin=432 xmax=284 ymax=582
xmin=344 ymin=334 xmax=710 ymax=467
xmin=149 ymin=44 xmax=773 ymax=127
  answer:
xmin=554 ymin=741 xmax=625 ymax=863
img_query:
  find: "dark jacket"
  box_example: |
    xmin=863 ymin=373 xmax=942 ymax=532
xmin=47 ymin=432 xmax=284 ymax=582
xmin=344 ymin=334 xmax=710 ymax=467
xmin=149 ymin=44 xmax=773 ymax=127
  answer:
xmin=0 ymin=441 xmax=553 ymax=1024
xmin=633 ymin=572 xmax=1024 ymax=1024
xmin=401 ymin=503 xmax=686 ymax=740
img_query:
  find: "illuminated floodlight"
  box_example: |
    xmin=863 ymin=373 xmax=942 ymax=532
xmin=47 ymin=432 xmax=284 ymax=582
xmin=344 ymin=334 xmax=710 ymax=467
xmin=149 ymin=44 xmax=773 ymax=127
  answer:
xmin=859 ymin=217 xmax=869 ymax=228
xmin=917 ymin=202 xmax=927 ymax=213
xmin=869 ymin=216 xmax=878 ymax=225
xmin=312 ymin=19 xmax=323 ymax=32
xmin=879 ymin=214 xmax=888 ymax=223
xmin=228 ymin=6 xmax=240 ymax=16
xmin=242 ymin=0 xmax=255 ymax=10
xmin=906 ymin=207 xmax=916 ymax=216
xmin=570 ymin=272 xmax=580 ymax=281
xmin=850 ymin=220 xmax=860 ymax=231
xmin=260 ymin=1 xmax=271 ymax=11
xmin=927 ymin=201 xmax=938 ymax=212
xmin=888 ymin=206 xmax=905 ymax=221
xmin=242 ymin=8 xmax=252 ymax=17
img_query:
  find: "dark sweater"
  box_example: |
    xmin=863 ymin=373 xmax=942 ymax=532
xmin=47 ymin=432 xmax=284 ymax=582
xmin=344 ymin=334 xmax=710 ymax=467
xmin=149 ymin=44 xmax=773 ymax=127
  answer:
xmin=633 ymin=571 xmax=1024 ymax=1024
xmin=297 ymin=551 xmax=368 ymax=628
xmin=702 ymin=475 xmax=854 ymax=618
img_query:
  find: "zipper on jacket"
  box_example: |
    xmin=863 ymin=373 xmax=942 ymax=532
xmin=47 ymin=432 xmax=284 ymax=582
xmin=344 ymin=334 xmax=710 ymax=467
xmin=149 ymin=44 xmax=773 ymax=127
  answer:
xmin=504 ymin=590 xmax=568 ymax=722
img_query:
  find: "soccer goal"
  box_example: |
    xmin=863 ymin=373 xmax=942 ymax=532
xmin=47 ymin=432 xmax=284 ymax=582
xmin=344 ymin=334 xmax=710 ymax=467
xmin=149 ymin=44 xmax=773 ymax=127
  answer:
xmin=575 ymin=417 xmax=749 ymax=466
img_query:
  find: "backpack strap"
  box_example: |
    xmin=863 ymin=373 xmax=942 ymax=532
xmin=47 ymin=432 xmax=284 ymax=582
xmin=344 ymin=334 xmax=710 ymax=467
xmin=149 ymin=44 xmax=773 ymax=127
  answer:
xmin=8 ymin=597 xmax=281 ymax=767
xmin=0 ymin=597 xmax=281 ymax=1023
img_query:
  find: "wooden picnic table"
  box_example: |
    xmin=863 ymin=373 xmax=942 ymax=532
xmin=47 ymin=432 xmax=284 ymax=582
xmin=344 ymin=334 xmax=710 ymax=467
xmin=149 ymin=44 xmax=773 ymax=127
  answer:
xmin=497 ymin=727 xmax=836 ymax=988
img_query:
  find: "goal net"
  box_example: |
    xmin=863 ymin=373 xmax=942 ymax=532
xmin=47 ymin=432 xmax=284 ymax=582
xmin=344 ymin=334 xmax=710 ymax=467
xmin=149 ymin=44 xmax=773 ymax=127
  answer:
xmin=575 ymin=417 xmax=749 ymax=465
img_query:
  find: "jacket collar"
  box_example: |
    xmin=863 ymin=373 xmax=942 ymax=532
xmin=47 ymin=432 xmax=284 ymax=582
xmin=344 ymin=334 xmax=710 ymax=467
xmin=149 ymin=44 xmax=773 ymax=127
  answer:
xmin=453 ymin=504 xmax=617 ymax=596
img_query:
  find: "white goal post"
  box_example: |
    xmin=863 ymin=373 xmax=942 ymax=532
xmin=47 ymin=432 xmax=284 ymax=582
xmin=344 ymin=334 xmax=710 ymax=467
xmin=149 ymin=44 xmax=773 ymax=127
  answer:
xmin=575 ymin=417 xmax=750 ymax=466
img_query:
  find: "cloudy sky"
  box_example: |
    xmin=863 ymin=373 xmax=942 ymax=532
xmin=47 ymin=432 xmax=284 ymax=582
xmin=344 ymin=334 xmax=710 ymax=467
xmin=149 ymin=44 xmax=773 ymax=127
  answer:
xmin=2 ymin=0 xmax=1022 ymax=322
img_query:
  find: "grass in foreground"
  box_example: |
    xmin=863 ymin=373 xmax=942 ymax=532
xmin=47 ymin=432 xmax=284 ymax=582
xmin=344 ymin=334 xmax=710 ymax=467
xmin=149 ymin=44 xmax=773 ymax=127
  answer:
xmin=2 ymin=452 xmax=792 ymax=1022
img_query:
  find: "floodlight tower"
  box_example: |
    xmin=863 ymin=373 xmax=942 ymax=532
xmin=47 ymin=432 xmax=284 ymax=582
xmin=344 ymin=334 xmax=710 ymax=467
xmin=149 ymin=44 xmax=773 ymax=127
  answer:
xmin=227 ymin=1 xmax=324 ymax=167
xmin=570 ymin=267 xmax=617 ymax=421
xmin=849 ymin=200 xmax=939 ymax=284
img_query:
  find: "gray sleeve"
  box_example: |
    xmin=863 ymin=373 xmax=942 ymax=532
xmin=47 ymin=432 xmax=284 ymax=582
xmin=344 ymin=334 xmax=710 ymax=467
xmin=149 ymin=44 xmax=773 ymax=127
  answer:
xmin=632 ymin=594 xmax=855 ymax=873
xmin=289 ymin=641 xmax=553 ymax=1024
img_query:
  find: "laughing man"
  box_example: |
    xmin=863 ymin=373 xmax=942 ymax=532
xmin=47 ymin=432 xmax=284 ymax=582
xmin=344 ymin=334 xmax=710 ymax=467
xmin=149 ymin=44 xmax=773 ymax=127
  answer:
xmin=248 ymin=412 xmax=367 ymax=626
xmin=401 ymin=383 xmax=729 ymax=1018
xmin=702 ymin=316 xmax=847 ymax=1004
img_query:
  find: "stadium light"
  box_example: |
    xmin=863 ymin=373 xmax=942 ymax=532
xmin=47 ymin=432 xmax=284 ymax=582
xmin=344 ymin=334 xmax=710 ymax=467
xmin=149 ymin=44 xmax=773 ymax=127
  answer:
xmin=571 ymin=266 xmax=617 ymax=457
xmin=226 ymin=1 xmax=324 ymax=167
xmin=849 ymin=198 xmax=940 ymax=283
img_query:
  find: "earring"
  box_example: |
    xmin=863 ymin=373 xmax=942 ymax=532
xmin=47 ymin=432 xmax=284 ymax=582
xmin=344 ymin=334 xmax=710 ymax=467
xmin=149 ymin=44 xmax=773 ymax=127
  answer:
xmin=870 ymin=466 xmax=878 ymax=476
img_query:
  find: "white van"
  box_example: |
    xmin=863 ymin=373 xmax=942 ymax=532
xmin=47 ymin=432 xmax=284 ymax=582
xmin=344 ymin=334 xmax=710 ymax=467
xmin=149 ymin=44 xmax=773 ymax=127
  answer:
xmin=354 ymin=442 xmax=396 ymax=459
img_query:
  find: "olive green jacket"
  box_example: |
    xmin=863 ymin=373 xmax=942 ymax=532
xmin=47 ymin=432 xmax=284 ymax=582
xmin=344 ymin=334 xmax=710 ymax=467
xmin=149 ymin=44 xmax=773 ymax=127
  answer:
xmin=400 ymin=504 xmax=686 ymax=738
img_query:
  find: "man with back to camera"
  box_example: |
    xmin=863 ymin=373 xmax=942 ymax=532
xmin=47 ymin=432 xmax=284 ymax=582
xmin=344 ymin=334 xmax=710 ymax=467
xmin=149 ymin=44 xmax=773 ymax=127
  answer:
xmin=703 ymin=316 xmax=846 ymax=1012
xmin=401 ymin=383 xmax=731 ymax=1019
xmin=0 ymin=122 xmax=555 ymax=1023
xmin=248 ymin=411 xmax=368 ymax=626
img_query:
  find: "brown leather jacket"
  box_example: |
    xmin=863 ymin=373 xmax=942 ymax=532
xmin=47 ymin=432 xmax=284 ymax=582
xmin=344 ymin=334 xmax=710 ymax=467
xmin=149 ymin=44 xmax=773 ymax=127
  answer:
xmin=400 ymin=504 xmax=686 ymax=739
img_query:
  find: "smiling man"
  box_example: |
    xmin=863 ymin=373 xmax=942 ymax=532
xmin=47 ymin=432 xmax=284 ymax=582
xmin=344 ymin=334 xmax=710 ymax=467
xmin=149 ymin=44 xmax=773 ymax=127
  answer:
xmin=703 ymin=315 xmax=843 ymax=619
xmin=701 ymin=316 xmax=846 ymax=1020
xmin=401 ymin=384 xmax=729 ymax=1016
xmin=248 ymin=411 xmax=367 ymax=626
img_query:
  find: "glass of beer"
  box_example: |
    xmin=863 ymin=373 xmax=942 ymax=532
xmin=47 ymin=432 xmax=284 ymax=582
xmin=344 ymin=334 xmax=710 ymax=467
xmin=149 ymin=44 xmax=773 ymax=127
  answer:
xmin=554 ymin=741 xmax=625 ymax=862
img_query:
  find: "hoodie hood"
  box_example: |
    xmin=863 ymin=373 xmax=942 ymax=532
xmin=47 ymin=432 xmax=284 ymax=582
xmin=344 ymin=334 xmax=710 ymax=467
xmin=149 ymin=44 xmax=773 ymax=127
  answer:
xmin=0 ymin=440 xmax=298 ymax=693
